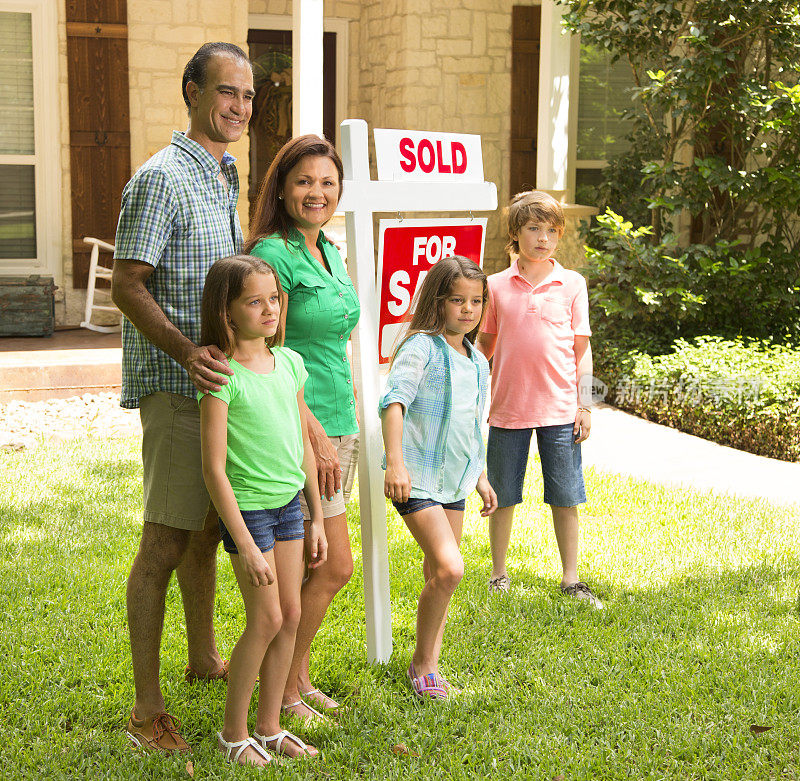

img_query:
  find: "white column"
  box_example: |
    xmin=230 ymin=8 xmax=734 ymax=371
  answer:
xmin=537 ymin=0 xmax=572 ymax=192
xmin=292 ymin=0 xmax=324 ymax=136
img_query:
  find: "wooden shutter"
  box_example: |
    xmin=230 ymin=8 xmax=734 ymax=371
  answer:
xmin=510 ymin=5 xmax=540 ymax=197
xmin=66 ymin=0 xmax=130 ymax=289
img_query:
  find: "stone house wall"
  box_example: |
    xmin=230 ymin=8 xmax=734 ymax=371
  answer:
xmin=55 ymin=0 xmax=591 ymax=326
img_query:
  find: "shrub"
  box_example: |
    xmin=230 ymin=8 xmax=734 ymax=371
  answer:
xmin=585 ymin=210 xmax=800 ymax=349
xmin=561 ymin=0 xmax=800 ymax=348
xmin=595 ymin=336 xmax=800 ymax=461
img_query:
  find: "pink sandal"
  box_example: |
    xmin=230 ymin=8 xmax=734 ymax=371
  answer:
xmin=407 ymin=663 xmax=448 ymax=700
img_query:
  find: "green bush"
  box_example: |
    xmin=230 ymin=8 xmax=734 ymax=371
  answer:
xmin=562 ymin=0 xmax=800 ymax=347
xmin=585 ymin=210 xmax=800 ymax=350
xmin=595 ymin=336 xmax=800 ymax=461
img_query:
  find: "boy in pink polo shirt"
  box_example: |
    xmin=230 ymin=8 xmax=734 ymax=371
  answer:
xmin=476 ymin=191 xmax=601 ymax=608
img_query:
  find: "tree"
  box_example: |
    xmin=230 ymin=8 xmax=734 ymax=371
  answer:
xmin=560 ymin=0 xmax=800 ymax=344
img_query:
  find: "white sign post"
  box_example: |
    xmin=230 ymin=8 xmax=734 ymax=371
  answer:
xmin=338 ymin=119 xmax=497 ymax=663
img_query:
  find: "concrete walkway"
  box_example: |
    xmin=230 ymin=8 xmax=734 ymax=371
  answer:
xmin=1 ymin=332 xmax=797 ymax=508
xmin=582 ymin=404 xmax=800 ymax=508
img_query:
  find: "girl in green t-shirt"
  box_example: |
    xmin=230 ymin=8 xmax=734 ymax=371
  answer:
xmin=198 ymin=255 xmax=327 ymax=767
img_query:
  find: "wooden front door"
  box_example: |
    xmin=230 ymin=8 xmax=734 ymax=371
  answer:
xmin=246 ymin=29 xmax=337 ymax=217
xmin=66 ymin=0 xmax=131 ymax=289
xmin=510 ymin=5 xmax=540 ymax=197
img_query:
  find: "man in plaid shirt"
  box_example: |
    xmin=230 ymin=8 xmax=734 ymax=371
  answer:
xmin=111 ymin=42 xmax=254 ymax=753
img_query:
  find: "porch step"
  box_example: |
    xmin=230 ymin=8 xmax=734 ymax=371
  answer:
xmin=0 ymin=330 xmax=122 ymax=402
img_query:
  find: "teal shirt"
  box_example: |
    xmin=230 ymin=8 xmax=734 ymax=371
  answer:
xmin=413 ymin=344 xmax=480 ymax=502
xmin=379 ymin=333 xmax=489 ymax=504
xmin=250 ymin=229 xmax=360 ymax=437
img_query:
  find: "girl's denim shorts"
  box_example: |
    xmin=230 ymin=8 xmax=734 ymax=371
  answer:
xmin=487 ymin=424 xmax=586 ymax=508
xmin=219 ymin=492 xmax=305 ymax=555
xmin=391 ymin=496 xmax=466 ymax=517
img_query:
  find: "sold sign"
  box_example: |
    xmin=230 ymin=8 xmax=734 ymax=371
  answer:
xmin=374 ymin=129 xmax=484 ymax=183
xmin=377 ymin=218 xmax=487 ymax=363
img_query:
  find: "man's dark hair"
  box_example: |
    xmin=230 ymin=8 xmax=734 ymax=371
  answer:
xmin=182 ymin=42 xmax=251 ymax=111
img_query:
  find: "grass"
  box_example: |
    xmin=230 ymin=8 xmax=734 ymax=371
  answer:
xmin=1 ymin=435 xmax=799 ymax=779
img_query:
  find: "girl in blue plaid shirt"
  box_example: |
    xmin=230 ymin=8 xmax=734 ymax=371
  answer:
xmin=380 ymin=256 xmax=497 ymax=700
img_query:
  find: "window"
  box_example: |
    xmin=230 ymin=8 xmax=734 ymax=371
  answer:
xmin=0 ymin=1 xmax=60 ymax=277
xmin=574 ymin=42 xmax=636 ymax=205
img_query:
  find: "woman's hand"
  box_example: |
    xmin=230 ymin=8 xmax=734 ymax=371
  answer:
xmin=573 ymin=407 xmax=592 ymax=443
xmin=303 ymin=408 xmax=341 ymax=501
xmin=384 ymin=459 xmax=411 ymax=504
xmin=241 ymin=544 xmax=275 ymax=587
xmin=305 ymin=520 xmax=328 ymax=569
xmin=476 ymin=473 xmax=498 ymax=517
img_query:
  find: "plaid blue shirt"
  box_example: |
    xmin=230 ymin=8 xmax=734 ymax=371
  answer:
xmin=114 ymin=131 xmax=243 ymax=408
xmin=379 ymin=333 xmax=489 ymax=501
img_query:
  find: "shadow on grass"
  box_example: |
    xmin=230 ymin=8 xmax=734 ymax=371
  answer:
xmin=2 ymin=441 xmax=800 ymax=778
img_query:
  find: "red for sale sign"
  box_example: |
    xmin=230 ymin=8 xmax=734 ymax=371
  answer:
xmin=377 ymin=218 xmax=487 ymax=363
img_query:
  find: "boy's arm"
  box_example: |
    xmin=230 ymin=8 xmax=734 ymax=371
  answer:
xmin=298 ymin=388 xmax=327 ymax=569
xmin=381 ymin=402 xmax=411 ymax=503
xmin=199 ymin=395 xmax=274 ymax=586
xmin=476 ymin=331 xmax=497 ymax=360
xmin=573 ymin=335 xmax=593 ymax=443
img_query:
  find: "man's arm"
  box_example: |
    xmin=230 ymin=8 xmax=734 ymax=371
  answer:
xmin=111 ymin=258 xmax=232 ymax=393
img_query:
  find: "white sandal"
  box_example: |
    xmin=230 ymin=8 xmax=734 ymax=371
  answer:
xmin=280 ymin=699 xmax=330 ymax=723
xmin=253 ymin=729 xmax=318 ymax=758
xmin=217 ymin=731 xmax=274 ymax=765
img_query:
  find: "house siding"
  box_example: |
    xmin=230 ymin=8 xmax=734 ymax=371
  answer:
xmin=54 ymin=0 xmax=589 ymax=327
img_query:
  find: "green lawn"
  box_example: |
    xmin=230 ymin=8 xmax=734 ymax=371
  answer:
xmin=1 ymin=436 xmax=799 ymax=780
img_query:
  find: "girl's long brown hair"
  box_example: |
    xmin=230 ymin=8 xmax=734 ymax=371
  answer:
xmin=392 ymin=255 xmax=488 ymax=363
xmin=200 ymin=255 xmax=285 ymax=356
xmin=244 ymin=134 xmax=344 ymax=252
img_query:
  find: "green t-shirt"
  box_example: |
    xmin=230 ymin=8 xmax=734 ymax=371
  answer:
xmin=250 ymin=228 xmax=360 ymax=437
xmin=199 ymin=347 xmax=309 ymax=510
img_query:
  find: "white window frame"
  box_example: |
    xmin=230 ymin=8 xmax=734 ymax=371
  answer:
xmin=247 ymin=13 xmax=349 ymax=150
xmin=0 ymin=0 xmax=61 ymax=281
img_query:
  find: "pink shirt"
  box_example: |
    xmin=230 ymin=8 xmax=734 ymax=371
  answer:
xmin=481 ymin=259 xmax=591 ymax=428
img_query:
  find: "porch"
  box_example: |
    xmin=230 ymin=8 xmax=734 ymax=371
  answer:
xmin=0 ymin=329 xmax=121 ymax=402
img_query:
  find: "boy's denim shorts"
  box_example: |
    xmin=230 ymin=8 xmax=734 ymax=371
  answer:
xmin=486 ymin=424 xmax=586 ymax=508
xmin=219 ymin=492 xmax=305 ymax=555
xmin=391 ymin=496 xmax=466 ymax=517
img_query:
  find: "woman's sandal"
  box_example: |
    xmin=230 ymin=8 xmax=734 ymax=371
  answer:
xmin=217 ymin=732 xmax=275 ymax=766
xmin=253 ymin=729 xmax=319 ymax=759
xmin=300 ymin=688 xmax=346 ymax=717
xmin=280 ymin=699 xmax=332 ymax=724
xmin=407 ymin=663 xmax=448 ymax=701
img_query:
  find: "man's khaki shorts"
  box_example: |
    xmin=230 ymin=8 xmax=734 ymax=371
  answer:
xmin=298 ymin=433 xmax=359 ymax=520
xmin=139 ymin=392 xmax=211 ymax=531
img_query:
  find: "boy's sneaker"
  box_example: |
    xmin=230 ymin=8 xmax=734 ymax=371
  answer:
xmin=561 ymin=581 xmax=603 ymax=610
xmin=488 ymin=574 xmax=511 ymax=594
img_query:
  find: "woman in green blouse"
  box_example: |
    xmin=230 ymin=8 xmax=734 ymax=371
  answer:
xmin=245 ymin=135 xmax=359 ymax=720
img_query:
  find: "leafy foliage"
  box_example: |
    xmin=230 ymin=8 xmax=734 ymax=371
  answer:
xmin=585 ymin=210 xmax=800 ymax=348
xmin=561 ymin=0 xmax=800 ymax=347
xmin=596 ymin=336 xmax=800 ymax=460
xmin=562 ymin=0 xmax=800 ymax=249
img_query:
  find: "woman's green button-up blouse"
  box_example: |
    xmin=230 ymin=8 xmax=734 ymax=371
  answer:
xmin=250 ymin=229 xmax=360 ymax=437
